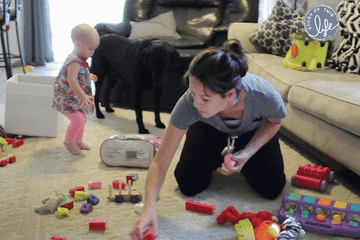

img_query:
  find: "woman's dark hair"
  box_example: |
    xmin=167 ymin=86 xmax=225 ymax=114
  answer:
xmin=183 ymin=39 xmax=248 ymax=97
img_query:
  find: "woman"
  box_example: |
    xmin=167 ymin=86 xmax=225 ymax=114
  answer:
xmin=130 ymin=39 xmax=287 ymax=239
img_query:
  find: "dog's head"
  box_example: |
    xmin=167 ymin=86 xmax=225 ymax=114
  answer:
xmin=139 ymin=39 xmax=180 ymax=87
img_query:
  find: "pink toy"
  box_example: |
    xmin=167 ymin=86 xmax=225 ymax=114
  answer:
xmin=69 ymin=186 xmax=85 ymax=197
xmin=49 ymin=235 xmax=67 ymax=240
xmin=291 ymin=164 xmax=334 ymax=191
xmin=185 ymin=200 xmax=216 ymax=215
xmin=89 ymin=180 xmax=102 ymax=189
xmin=89 ymin=218 xmax=107 ymax=231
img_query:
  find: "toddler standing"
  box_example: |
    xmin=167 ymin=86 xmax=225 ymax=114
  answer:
xmin=53 ymin=24 xmax=100 ymax=154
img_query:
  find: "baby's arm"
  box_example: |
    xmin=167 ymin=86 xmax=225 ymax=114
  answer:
xmin=67 ymin=62 xmax=94 ymax=107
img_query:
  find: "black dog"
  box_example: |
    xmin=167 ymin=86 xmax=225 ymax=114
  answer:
xmin=91 ymin=34 xmax=179 ymax=134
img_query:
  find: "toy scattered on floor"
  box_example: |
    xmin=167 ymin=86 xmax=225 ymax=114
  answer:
xmin=80 ymin=203 xmax=93 ymax=213
xmin=217 ymin=206 xmax=280 ymax=240
xmin=108 ymin=176 xmax=142 ymax=203
xmin=291 ymin=164 xmax=335 ymax=191
xmin=135 ymin=203 xmax=144 ymax=214
xmin=0 ymin=155 xmax=16 ymax=167
xmin=277 ymin=216 xmax=305 ymax=240
xmin=57 ymin=207 xmax=70 ymax=219
xmin=279 ymin=192 xmax=360 ymax=238
xmin=49 ymin=235 xmax=67 ymax=240
xmin=0 ymin=137 xmax=7 ymax=151
xmin=12 ymin=139 xmax=24 ymax=148
xmin=234 ymin=218 xmax=256 ymax=240
xmin=186 ymin=200 xmax=216 ymax=215
xmin=69 ymin=186 xmax=85 ymax=197
xmin=60 ymin=201 xmax=74 ymax=210
xmin=89 ymin=218 xmax=107 ymax=231
xmin=35 ymin=193 xmax=66 ymax=214
xmin=74 ymin=191 xmax=89 ymax=201
xmin=25 ymin=65 xmax=34 ymax=73
xmin=113 ymin=179 xmax=126 ymax=189
xmin=87 ymin=193 xmax=99 ymax=205
xmin=142 ymin=228 xmax=157 ymax=240
xmin=88 ymin=180 xmax=101 ymax=189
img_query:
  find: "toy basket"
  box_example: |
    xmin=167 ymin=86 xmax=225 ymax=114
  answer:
xmin=100 ymin=134 xmax=162 ymax=168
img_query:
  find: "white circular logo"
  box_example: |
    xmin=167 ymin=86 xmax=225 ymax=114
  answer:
xmin=304 ymin=5 xmax=339 ymax=41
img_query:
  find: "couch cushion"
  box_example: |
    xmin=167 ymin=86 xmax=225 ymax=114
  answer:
xmin=247 ymin=53 xmax=359 ymax=101
xmin=288 ymin=81 xmax=360 ymax=137
xmin=128 ymin=11 xmax=181 ymax=40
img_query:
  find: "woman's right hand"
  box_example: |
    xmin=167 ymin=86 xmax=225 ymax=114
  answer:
xmin=130 ymin=208 xmax=158 ymax=240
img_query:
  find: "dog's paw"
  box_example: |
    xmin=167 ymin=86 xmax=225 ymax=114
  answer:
xmin=96 ymin=112 xmax=105 ymax=119
xmin=156 ymin=122 xmax=166 ymax=129
xmin=105 ymin=107 xmax=115 ymax=113
xmin=139 ymin=128 xmax=150 ymax=134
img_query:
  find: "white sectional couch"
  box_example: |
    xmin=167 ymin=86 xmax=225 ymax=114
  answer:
xmin=228 ymin=22 xmax=360 ymax=176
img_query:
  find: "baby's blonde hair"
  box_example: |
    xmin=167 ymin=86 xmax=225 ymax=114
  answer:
xmin=71 ymin=24 xmax=99 ymax=43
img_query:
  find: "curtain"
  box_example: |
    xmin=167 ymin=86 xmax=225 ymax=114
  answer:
xmin=258 ymin=0 xmax=277 ymax=23
xmin=23 ymin=0 xmax=54 ymax=66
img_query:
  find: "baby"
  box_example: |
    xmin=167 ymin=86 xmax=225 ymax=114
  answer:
xmin=53 ymin=24 xmax=100 ymax=154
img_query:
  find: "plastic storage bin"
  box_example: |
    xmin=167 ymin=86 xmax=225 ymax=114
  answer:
xmin=4 ymin=74 xmax=64 ymax=137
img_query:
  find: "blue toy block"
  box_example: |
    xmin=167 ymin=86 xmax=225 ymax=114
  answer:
xmin=80 ymin=203 xmax=93 ymax=213
xmin=87 ymin=194 xmax=100 ymax=205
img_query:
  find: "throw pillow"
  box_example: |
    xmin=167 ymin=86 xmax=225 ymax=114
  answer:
xmin=128 ymin=11 xmax=181 ymax=40
xmin=249 ymin=0 xmax=304 ymax=57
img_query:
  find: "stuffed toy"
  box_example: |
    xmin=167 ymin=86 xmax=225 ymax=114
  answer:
xmin=277 ymin=216 xmax=305 ymax=240
xmin=35 ymin=193 xmax=66 ymax=214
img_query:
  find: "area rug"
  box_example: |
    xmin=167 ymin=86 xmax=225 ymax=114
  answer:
xmin=0 ymin=106 xmax=359 ymax=240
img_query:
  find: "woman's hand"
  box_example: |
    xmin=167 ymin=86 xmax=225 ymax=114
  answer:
xmin=217 ymin=150 xmax=251 ymax=175
xmin=130 ymin=208 xmax=158 ymax=240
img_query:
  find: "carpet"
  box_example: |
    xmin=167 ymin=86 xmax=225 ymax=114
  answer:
xmin=0 ymin=106 xmax=359 ymax=240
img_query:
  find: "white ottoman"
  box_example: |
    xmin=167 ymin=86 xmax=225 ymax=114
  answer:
xmin=4 ymin=74 xmax=64 ymax=137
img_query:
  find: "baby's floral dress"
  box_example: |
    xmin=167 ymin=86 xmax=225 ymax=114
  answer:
xmin=53 ymin=54 xmax=94 ymax=114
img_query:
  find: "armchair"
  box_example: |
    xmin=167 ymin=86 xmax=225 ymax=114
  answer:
xmin=95 ymin=0 xmax=259 ymax=59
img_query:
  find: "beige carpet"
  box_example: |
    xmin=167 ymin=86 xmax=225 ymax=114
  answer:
xmin=0 ymin=105 xmax=359 ymax=240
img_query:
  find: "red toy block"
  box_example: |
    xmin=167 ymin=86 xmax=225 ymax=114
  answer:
xmin=1 ymin=159 xmax=8 ymax=167
xmin=12 ymin=139 xmax=24 ymax=148
xmin=69 ymin=186 xmax=85 ymax=197
xmin=185 ymin=200 xmax=216 ymax=215
xmin=60 ymin=201 xmax=74 ymax=210
xmin=89 ymin=218 xmax=107 ymax=231
xmin=143 ymin=228 xmax=157 ymax=240
xmin=292 ymin=164 xmax=335 ymax=191
xmin=50 ymin=235 xmax=67 ymax=240
xmin=126 ymin=175 xmax=134 ymax=185
xmin=8 ymin=156 xmax=16 ymax=163
xmin=113 ymin=179 xmax=120 ymax=189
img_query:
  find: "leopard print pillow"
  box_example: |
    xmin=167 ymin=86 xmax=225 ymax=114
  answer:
xmin=249 ymin=0 xmax=304 ymax=57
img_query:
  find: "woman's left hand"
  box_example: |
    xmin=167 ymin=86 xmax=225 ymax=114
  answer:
xmin=217 ymin=150 xmax=251 ymax=175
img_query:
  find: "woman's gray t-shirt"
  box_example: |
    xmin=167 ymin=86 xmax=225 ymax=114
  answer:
xmin=170 ymin=73 xmax=288 ymax=136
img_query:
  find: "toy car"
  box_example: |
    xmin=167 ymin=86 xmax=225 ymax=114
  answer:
xmin=107 ymin=177 xmax=142 ymax=204
xmin=291 ymin=164 xmax=334 ymax=191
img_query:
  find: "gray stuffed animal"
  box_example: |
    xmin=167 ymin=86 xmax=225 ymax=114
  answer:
xmin=277 ymin=216 xmax=305 ymax=240
xmin=35 ymin=193 xmax=65 ymax=214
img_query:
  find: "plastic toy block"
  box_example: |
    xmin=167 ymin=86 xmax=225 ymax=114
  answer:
xmin=291 ymin=164 xmax=334 ymax=191
xmin=12 ymin=139 xmax=24 ymax=148
xmin=74 ymin=191 xmax=89 ymax=201
xmin=318 ymin=198 xmax=332 ymax=206
xmin=60 ymin=201 xmax=74 ymax=210
xmin=288 ymin=193 xmax=302 ymax=200
xmin=185 ymin=200 xmax=216 ymax=215
xmin=1 ymin=159 xmax=7 ymax=166
xmin=80 ymin=203 xmax=93 ymax=213
xmin=113 ymin=179 xmax=121 ymax=189
xmin=50 ymin=235 xmax=67 ymax=240
xmin=5 ymin=137 xmax=14 ymax=144
xmin=234 ymin=218 xmax=255 ymax=240
xmin=87 ymin=194 xmax=100 ymax=205
xmin=127 ymin=175 xmax=134 ymax=185
xmin=89 ymin=218 xmax=107 ymax=231
xmin=57 ymin=207 xmax=70 ymax=219
xmin=143 ymin=228 xmax=157 ymax=240
xmin=334 ymin=201 xmax=348 ymax=209
xmin=69 ymin=186 xmax=85 ymax=197
xmin=88 ymin=180 xmax=101 ymax=189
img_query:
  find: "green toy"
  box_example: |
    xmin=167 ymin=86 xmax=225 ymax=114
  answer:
xmin=0 ymin=137 xmax=8 ymax=152
xmin=283 ymin=32 xmax=330 ymax=71
xmin=35 ymin=193 xmax=66 ymax=214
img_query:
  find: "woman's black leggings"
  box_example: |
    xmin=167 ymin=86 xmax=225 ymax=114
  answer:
xmin=174 ymin=121 xmax=286 ymax=199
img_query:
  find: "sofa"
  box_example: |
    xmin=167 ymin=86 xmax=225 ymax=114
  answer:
xmin=228 ymin=22 xmax=360 ymax=177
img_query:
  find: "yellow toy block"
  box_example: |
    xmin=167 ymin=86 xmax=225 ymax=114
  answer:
xmin=57 ymin=207 xmax=70 ymax=218
xmin=74 ymin=191 xmax=89 ymax=201
xmin=234 ymin=218 xmax=255 ymax=240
